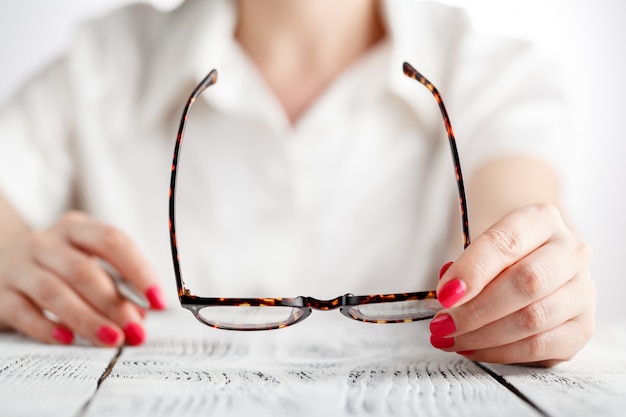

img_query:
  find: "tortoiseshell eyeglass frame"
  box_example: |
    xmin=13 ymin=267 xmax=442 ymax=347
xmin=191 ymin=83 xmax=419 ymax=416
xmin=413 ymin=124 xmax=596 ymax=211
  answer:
xmin=168 ymin=62 xmax=471 ymax=331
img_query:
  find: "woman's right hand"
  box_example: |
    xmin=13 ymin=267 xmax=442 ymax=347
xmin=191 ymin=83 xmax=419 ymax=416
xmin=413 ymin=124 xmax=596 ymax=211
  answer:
xmin=0 ymin=211 xmax=166 ymax=346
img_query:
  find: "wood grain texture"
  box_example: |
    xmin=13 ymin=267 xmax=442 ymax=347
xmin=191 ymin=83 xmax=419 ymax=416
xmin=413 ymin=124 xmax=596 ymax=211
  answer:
xmin=2 ymin=311 xmax=624 ymax=417
xmin=0 ymin=333 xmax=118 ymax=417
xmin=82 ymin=311 xmax=538 ymax=417
xmin=485 ymin=323 xmax=626 ymax=417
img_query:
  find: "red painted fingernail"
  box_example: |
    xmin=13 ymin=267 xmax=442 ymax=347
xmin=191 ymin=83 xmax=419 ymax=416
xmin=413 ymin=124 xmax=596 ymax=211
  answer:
xmin=439 ymin=261 xmax=453 ymax=280
xmin=145 ymin=286 xmax=166 ymax=310
xmin=52 ymin=326 xmax=74 ymax=345
xmin=430 ymin=335 xmax=455 ymax=349
xmin=430 ymin=314 xmax=456 ymax=338
xmin=97 ymin=325 xmax=121 ymax=346
xmin=123 ymin=322 xmax=145 ymax=346
xmin=457 ymin=350 xmax=475 ymax=356
xmin=438 ymin=278 xmax=466 ymax=308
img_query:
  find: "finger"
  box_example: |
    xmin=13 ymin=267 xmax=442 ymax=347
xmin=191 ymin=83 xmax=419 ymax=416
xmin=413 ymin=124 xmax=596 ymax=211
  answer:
xmin=441 ymin=236 xmax=591 ymax=335
xmin=13 ymin=265 xmax=125 ymax=347
xmin=32 ymin=244 xmax=146 ymax=345
xmin=437 ymin=272 xmax=592 ymax=351
xmin=99 ymin=260 xmax=150 ymax=310
xmin=437 ymin=204 xmax=565 ymax=308
xmin=0 ymin=290 xmax=74 ymax=345
xmin=54 ymin=212 xmax=166 ymax=309
xmin=458 ymin=313 xmax=595 ymax=365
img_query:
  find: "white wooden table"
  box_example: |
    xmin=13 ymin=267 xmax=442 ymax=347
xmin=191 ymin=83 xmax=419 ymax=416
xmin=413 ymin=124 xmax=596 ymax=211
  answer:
xmin=1 ymin=309 xmax=625 ymax=417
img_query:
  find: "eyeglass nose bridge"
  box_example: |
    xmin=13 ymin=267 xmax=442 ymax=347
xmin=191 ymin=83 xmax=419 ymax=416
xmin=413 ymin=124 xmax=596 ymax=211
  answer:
xmin=300 ymin=295 xmax=349 ymax=311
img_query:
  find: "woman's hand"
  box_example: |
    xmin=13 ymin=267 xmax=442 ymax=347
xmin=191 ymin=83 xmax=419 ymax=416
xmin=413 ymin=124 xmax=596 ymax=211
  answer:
xmin=430 ymin=203 xmax=595 ymax=367
xmin=0 ymin=211 xmax=166 ymax=347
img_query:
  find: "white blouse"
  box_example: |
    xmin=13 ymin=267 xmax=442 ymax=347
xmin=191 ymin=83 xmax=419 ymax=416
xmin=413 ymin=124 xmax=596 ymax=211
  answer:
xmin=0 ymin=0 xmax=569 ymax=305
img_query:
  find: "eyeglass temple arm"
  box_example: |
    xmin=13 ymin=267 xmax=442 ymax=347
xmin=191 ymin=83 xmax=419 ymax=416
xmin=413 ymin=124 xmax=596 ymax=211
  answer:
xmin=169 ymin=70 xmax=219 ymax=297
xmin=402 ymin=62 xmax=471 ymax=248
xmin=170 ymin=64 xmax=469 ymax=299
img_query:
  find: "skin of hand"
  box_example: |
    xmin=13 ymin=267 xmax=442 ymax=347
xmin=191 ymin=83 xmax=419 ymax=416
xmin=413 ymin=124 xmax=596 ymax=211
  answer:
xmin=0 ymin=209 xmax=166 ymax=347
xmin=430 ymin=158 xmax=596 ymax=367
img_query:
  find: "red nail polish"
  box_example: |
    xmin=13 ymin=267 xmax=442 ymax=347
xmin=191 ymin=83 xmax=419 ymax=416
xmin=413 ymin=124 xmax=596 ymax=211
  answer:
xmin=439 ymin=261 xmax=453 ymax=280
xmin=145 ymin=286 xmax=166 ymax=310
xmin=438 ymin=278 xmax=466 ymax=308
xmin=97 ymin=325 xmax=121 ymax=345
xmin=430 ymin=335 xmax=455 ymax=349
xmin=123 ymin=322 xmax=145 ymax=346
xmin=430 ymin=314 xmax=456 ymax=338
xmin=52 ymin=327 xmax=74 ymax=345
xmin=457 ymin=350 xmax=475 ymax=356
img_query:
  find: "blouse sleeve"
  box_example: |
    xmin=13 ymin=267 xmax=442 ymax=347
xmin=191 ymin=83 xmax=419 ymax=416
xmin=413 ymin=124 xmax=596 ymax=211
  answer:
xmin=0 ymin=55 xmax=76 ymax=229
xmin=0 ymin=2 xmax=160 ymax=230
xmin=447 ymin=29 xmax=574 ymax=180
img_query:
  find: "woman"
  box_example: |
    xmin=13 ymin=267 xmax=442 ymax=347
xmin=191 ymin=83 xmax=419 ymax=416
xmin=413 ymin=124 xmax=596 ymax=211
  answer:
xmin=0 ymin=0 xmax=594 ymax=366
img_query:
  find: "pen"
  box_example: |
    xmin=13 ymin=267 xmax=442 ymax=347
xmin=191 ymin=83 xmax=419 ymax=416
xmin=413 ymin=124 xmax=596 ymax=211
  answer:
xmin=99 ymin=260 xmax=150 ymax=310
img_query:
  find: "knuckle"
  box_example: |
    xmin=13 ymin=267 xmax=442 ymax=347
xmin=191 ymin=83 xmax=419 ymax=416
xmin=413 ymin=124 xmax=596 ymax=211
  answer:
xmin=73 ymin=314 xmax=94 ymax=337
xmin=580 ymin=313 xmax=596 ymax=342
xmin=520 ymin=302 xmax=549 ymax=332
xmin=577 ymin=239 xmax=593 ymax=262
xmin=0 ymin=293 xmax=26 ymax=326
xmin=32 ymin=274 xmax=60 ymax=303
xmin=528 ymin=202 xmax=561 ymax=226
xmin=488 ymin=345 xmax=510 ymax=365
xmin=67 ymin=257 xmax=97 ymax=285
xmin=23 ymin=231 xmax=47 ymax=253
xmin=100 ymin=227 xmax=127 ymax=252
xmin=584 ymin=320 xmax=596 ymax=342
xmin=527 ymin=333 xmax=548 ymax=359
xmin=463 ymin=300 xmax=489 ymax=328
xmin=535 ymin=202 xmax=560 ymax=219
xmin=512 ymin=262 xmax=548 ymax=300
xmin=481 ymin=226 xmax=523 ymax=262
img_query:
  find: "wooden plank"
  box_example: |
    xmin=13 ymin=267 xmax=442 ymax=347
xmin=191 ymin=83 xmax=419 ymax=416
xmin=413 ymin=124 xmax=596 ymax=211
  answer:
xmin=0 ymin=332 xmax=118 ymax=417
xmin=485 ymin=323 xmax=626 ymax=417
xmin=9 ymin=310 xmax=620 ymax=416
xmin=82 ymin=311 xmax=540 ymax=417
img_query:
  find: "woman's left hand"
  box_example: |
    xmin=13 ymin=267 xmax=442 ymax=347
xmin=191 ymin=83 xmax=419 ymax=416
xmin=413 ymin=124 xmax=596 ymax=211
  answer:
xmin=430 ymin=203 xmax=596 ymax=367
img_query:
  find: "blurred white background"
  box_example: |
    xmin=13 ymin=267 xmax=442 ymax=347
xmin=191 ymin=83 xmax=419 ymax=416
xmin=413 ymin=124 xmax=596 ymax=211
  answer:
xmin=0 ymin=1 xmax=624 ymax=322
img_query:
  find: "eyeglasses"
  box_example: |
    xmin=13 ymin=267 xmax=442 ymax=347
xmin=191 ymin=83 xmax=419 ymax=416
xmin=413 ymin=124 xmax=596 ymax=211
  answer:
xmin=168 ymin=62 xmax=471 ymax=331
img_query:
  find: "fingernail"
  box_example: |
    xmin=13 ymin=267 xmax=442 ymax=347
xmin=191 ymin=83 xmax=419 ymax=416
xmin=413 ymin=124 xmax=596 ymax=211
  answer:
xmin=123 ymin=322 xmax=145 ymax=346
xmin=439 ymin=261 xmax=453 ymax=280
xmin=430 ymin=335 xmax=455 ymax=349
xmin=430 ymin=314 xmax=456 ymax=338
xmin=438 ymin=278 xmax=466 ymax=308
xmin=97 ymin=325 xmax=121 ymax=346
xmin=457 ymin=350 xmax=475 ymax=356
xmin=52 ymin=326 xmax=74 ymax=345
xmin=145 ymin=286 xmax=166 ymax=310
